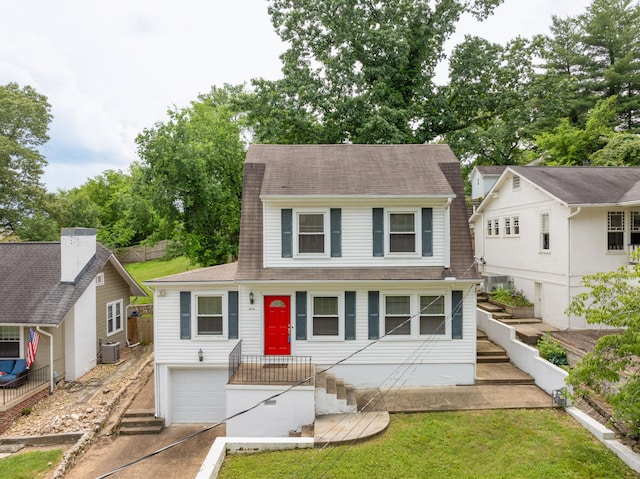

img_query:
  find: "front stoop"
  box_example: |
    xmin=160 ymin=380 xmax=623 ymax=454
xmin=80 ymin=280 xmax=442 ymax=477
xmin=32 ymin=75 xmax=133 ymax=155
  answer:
xmin=315 ymin=370 xmax=357 ymax=415
xmin=119 ymin=409 xmax=164 ymax=435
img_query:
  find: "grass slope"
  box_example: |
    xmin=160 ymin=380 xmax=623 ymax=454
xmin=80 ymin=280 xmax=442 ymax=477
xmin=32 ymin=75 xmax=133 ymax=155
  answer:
xmin=220 ymin=410 xmax=640 ymax=479
xmin=0 ymin=449 xmax=63 ymax=479
xmin=125 ymin=256 xmax=197 ymax=304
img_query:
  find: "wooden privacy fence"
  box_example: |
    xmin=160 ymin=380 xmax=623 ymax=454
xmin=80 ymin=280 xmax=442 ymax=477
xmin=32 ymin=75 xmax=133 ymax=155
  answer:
xmin=116 ymin=240 xmax=170 ymax=264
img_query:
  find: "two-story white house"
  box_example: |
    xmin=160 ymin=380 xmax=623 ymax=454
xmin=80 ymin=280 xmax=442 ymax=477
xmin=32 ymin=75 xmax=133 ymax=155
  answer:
xmin=470 ymin=166 xmax=640 ymax=330
xmin=147 ymin=144 xmax=480 ymax=433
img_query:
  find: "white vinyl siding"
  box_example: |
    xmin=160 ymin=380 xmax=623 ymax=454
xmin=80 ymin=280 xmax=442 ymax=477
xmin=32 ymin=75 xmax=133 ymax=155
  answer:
xmin=263 ymin=203 xmax=446 ymax=268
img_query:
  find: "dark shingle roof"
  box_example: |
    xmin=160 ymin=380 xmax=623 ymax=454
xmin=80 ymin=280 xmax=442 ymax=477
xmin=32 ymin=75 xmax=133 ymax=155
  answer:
xmin=0 ymin=243 xmax=111 ymax=325
xmin=237 ymin=144 xmax=479 ymax=281
xmin=475 ymin=165 xmax=507 ymax=176
xmin=246 ymin=144 xmax=457 ymax=197
xmin=511 ymin=166 xmax=640 ymax=205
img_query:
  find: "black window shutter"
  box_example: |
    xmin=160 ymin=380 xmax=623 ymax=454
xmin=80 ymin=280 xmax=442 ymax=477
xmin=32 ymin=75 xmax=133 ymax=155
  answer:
xmin=228 ymin=291 xmax=239 ymax=339
xmin=282 ymin=209 xmax=293 ymax=258
xmin=330 ymin=208 xmax=342 ymax=257
xmin=422 ymin=207 xmax=433 ymax=257
xmin=452 ymin=290 xmax=463 ymax=339
xmin=180 ymin=291 xmax=191 ymax=340
xmin=372 ymin=208 xmax=384 ymax=257
xmin=345 ymin=291 xmax=356 ymax=340
xmin=368 ymin=291 xmax=380 ymax=339
xmin=296 ymin=291 xmax=307 ymax=340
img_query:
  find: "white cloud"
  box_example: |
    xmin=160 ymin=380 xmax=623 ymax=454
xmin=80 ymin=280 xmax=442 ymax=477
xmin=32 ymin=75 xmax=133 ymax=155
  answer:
xmin=1 ymin=0 xmax=593 ymax=191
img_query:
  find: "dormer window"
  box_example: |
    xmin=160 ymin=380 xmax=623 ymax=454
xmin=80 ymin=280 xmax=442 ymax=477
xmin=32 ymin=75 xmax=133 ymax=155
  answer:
xmin=389 ymin=213 xmax=416 ymax=253
xmin=298 ymin=213 xmax=325 ymax=254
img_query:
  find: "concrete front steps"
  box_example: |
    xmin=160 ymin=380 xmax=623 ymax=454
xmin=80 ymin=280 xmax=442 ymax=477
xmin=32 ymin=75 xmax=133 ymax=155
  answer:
xmin=476 ymin=330 xmax=535 ymax=386
xmin=315 ymin=369 xmax=357 ymax=415
xmin=119 ymin=409 xmax=164 ymax=435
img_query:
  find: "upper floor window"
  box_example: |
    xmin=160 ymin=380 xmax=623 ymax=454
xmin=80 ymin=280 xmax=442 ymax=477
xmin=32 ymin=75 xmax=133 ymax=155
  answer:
xmin=298 ymin=212 xmax=325 ymax=254
xmin=389 ymin=213 xmax=416 ymax=253
xmin=540 ymin=213 xmax=550 ymax=251
xmin=106 ymin=299 xmax=123 ymax=336
xmin=196 ymin=295 xmax=223 ymax=336
xmin=608 ymin=211 xmax=625 ymax=251
xmin=0 ymin=326 xmax=20 ymax=358
xmin=312 ymin=296 xmax=339 ymax=337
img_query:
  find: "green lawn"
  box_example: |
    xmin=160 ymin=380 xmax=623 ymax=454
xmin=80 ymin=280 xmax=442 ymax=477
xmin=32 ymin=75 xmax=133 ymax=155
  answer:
xmin=125 ymin=256 xmax=197 ymax=304
xmin=0 ymin=449 xmax=63 ymax=479
xmin=219 ymin=409 xmax=640 ymax=479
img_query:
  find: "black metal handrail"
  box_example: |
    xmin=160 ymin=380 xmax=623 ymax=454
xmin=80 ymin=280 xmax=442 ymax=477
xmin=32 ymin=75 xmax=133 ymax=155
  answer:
xmin=228 ymin=340 xmax=242 ymax=381
xmin=1 ymin=365 xmax=50 ymax=406
xmin=229 ymin=354 xmax=314 ymax=386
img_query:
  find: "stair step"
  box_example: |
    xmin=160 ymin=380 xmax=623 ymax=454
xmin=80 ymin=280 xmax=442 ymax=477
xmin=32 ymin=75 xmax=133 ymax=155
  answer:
xmin=476 ymin=363 xmax=535 ymax=385
xmin=123 ymin=409 xmax=155 ymax=418
xmin=477 ymin=355 xmax=510 ymax=363
xmin=315 ymin=370 xmax=327 ymax=389
xmin=477 ymin=330 xmax=488 ymax=340
xmin=120 ymin=416 xmax=165 ymax=429
xmin=500 ymin=318 xmax=541 ymax=325
xmin=491 ymin=312 xmax=514 ymax=320
xmin=119 ymin=425 xmax=164 ymax=435
xmin=301 ymin=424 xmax=314 ymax=437
xmin=477 ymin=302 xmax=504 ymax=313
xmin=336 ymin=379 xmax=346 ymax=400
xmin=477 ymin=339 xmax=506 ymax=356
xmin=326 ymin=374 xmax=337 ymax=395
xmin=346 ymin=385 xmax=357 ymax=406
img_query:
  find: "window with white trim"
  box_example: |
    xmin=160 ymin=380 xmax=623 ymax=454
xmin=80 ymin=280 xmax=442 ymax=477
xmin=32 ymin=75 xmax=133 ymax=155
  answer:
xmin=312 ymin=296 xmax=340 ymax=337
xmin=504 ymin=217 xmax=511 ymax=236
xmin=385 ymin=296 xmax=411 ymax=335
xmin=96 ymin=272 xmax=105 ymax=286
xmin=389 ymin=212 xmax=416 ymax=253
xmin=486 ymin=219 xmax=493 ymax=237
xmin=106 ymin=299 xmax=124 ymax=336
xmin=0 ymin=326 xmax=20 ymax=358
xmin=298 ymin=212 xmax=326 ymax=254
xmin=196 ymin=295 xmax=223 ymax=336
xmin=631 ymin=211 xmax=640 ymax=245
xmin=419 ymin=296 xmax=445 ymax=335
xmin=608 ymin=211 xmax=625 ymax=251
xmin=503 ymin=216 xmax=520 ymax=237
xmin=540 ymin=213 xmax=550 ymax=251
xmin=493 ymin=219 xmax=500 ymax=236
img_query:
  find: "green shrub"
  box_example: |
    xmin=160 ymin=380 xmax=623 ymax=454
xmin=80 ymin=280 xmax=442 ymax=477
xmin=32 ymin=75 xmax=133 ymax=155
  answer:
xmin=538 ymin=334 xmax=568 ymax=366
xmin=491 ymin=288 xmax=533 ymax=307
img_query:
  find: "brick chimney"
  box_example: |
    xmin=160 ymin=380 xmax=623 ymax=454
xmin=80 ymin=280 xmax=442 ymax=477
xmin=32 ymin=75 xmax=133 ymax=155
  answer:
xmin=61 ymin=228 xmax=97 ymax=283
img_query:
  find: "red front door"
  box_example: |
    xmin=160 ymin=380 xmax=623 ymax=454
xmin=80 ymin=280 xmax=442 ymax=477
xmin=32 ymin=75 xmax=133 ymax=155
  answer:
xmin=264 ymin=296 xmax=291 ymax=355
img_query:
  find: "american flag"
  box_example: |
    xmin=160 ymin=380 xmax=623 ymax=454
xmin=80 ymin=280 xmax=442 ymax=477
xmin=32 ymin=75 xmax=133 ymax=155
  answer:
xmin=26 ymin=328 xmax=40 ymax=369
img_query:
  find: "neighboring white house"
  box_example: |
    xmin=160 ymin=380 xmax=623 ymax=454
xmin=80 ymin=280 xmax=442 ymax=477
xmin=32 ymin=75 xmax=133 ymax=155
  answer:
xmin=470 ymin=166 xmax=640 ymax=330
xmin=469 ymin=165 xmax=507 ymax=201
xmin=146 ymin=144 xmax=481 ymax=433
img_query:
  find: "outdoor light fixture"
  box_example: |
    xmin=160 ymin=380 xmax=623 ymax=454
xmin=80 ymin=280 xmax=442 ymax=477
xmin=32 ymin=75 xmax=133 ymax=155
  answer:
xmin=249 ymin=292 xmax=254 ymax=304
xmin=198 ymin=349 xmax=203 ymax=362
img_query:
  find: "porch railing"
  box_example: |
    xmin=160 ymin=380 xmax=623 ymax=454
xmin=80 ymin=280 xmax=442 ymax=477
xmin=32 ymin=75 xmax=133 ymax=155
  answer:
xmin=1 ymin=365 xmax=50 ymax=406
xmin=228 ymin=351 xmax=314 ymax=386
xmin=228 ymin=340 xmax=242 ymax=381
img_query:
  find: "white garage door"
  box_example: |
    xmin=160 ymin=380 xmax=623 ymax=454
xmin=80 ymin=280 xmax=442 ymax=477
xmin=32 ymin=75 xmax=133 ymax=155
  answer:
xmin=171 ymin=368 xmax=227 ymax=424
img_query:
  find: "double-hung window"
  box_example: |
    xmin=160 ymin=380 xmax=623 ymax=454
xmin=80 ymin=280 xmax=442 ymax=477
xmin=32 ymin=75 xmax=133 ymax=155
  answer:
xmin=540 ymin=213 xmax=550 ymax=251
xmin=486 ymin=219 xmax=493 ymax=237
xmin=384 ymin=296 xmax=411 ymax=335
xmin=312 ymin=296 xmax=339 ymax=337
xmin=631 ymin=211 xmax=640 ymax=245
xmin=513 ymin=217 xmax=520 ymax=235
xmin=608 ymin=211 xmax=625 ymax=251
xmin=0 ymin=326 xmax=20 ymax=358
xmin=196 ymin=295 xmax=223 ymax=336
xmin=298 ymin=212 xmax=325 ymax=254
xmin=493 ymin=219 xmax=500 ymax=236
xmin=106 ymin=299 xmax=123 ymax=336
xmin=389 ymin=213 xmax=416 ymax=253
xmin=504 ymin=217 xmax=511 ymax=236
xmin=420 ymin=296 xmax=445 ymax=335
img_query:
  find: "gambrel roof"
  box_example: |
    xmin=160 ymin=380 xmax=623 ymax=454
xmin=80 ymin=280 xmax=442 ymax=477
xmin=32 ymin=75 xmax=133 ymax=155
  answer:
xmin=236 ymin=144 xmax=479 ymax=282
xmin=0 ymin=242 xmax=145 ymax=326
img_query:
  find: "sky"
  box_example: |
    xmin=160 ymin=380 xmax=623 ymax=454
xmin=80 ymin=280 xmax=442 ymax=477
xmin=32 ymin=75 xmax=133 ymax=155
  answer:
xmin=1 ymin=0 xmax=593 ymax=192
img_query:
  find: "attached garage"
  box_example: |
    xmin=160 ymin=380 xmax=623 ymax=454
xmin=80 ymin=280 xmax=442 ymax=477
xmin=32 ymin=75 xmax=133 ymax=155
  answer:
xmin=170 ymin=368 xmax=227 ymax=424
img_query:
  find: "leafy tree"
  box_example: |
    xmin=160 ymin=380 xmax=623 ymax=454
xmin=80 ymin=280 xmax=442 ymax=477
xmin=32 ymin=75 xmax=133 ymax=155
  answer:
xmin=535 ymin=96 xmax=617 ymax=165
xmin=0 ymin=83 xmax=52 ymax=231
xmin=243 ymin=0 xmax=504 ymax=145
xmin=566 ymin=263 xmax=640 ymax=436
xmin=590 ymin=132 xmax=640 ymax=166
xmin=136 ymin=85 xmax=245 ymax=266
xmin=443 ymin=35 xmax=540 ymax=166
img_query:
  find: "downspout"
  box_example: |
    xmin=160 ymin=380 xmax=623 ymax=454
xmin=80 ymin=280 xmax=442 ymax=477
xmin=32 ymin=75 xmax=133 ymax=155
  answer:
xmin=566 ymin=207 xmax=582 ymax=330
xmin=36 ymin=326 xmax=54 ymax=394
